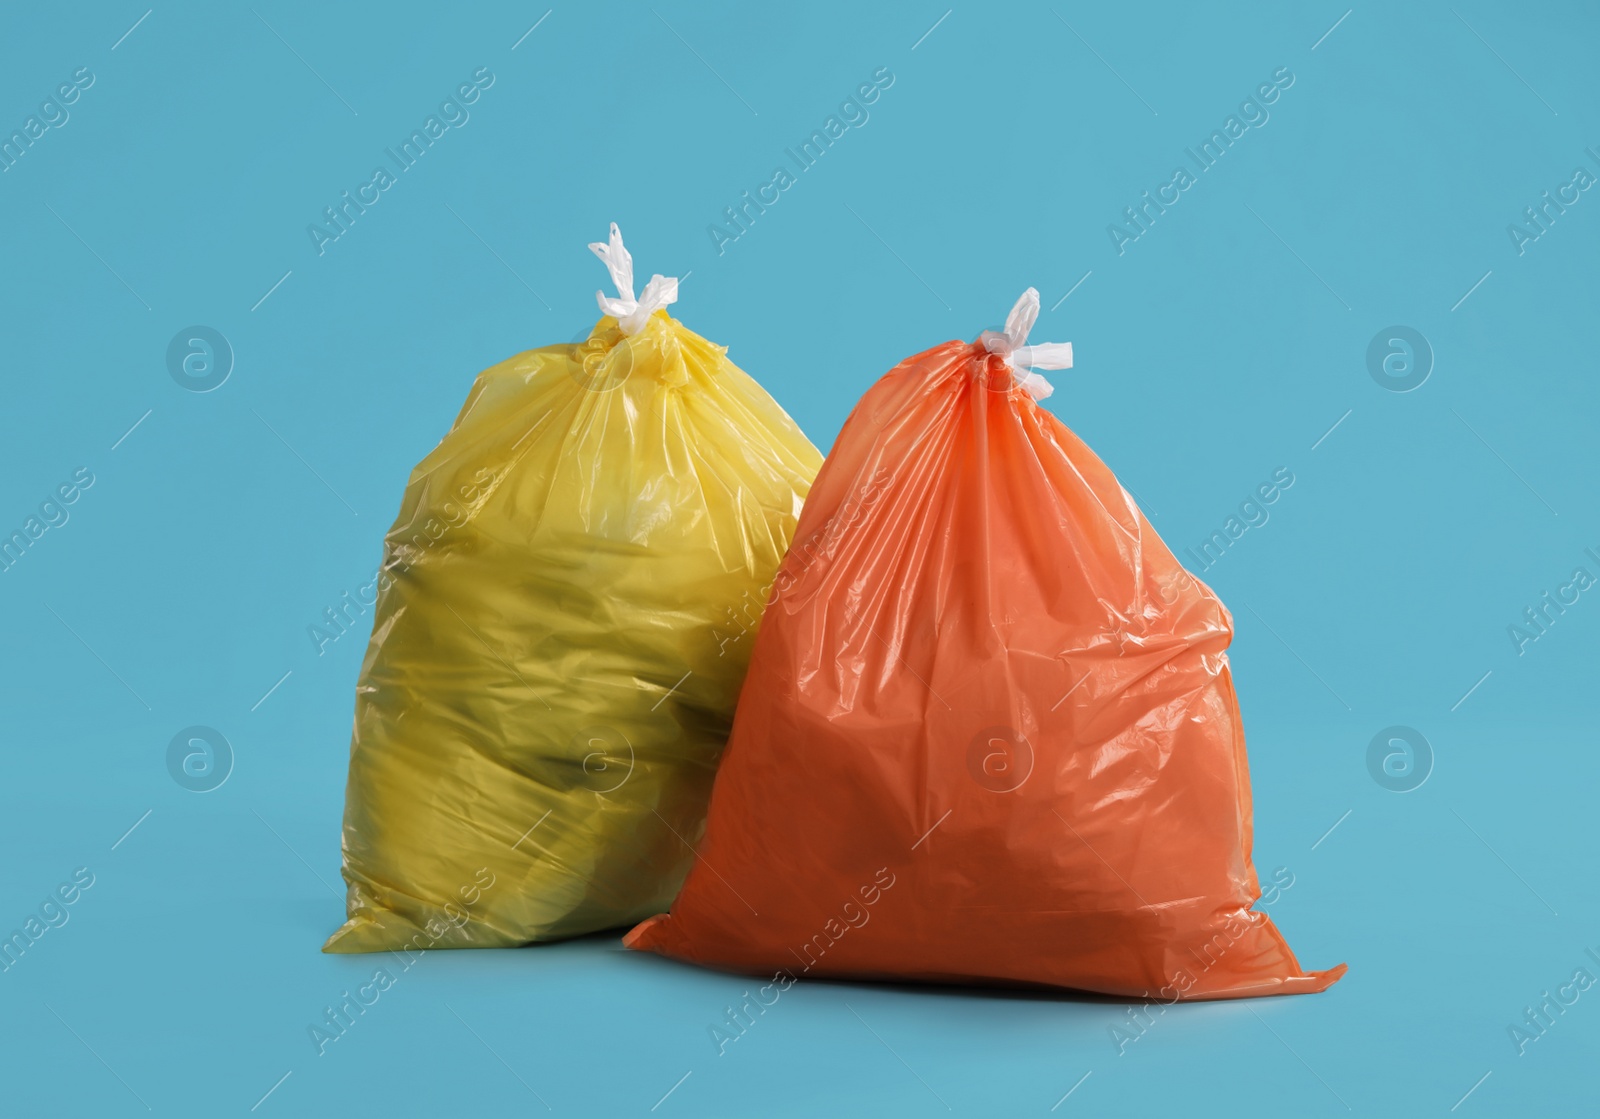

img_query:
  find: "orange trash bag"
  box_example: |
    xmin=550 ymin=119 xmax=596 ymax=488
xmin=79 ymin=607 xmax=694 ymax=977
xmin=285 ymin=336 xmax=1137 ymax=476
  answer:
xmin=626 ymin=289 xmax=1346 ymax=1000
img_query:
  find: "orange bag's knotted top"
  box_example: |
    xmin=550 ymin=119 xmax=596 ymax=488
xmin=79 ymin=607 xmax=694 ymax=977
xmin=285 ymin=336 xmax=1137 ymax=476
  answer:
xmin=625 ymin=289 xmax=1346 ymax=1000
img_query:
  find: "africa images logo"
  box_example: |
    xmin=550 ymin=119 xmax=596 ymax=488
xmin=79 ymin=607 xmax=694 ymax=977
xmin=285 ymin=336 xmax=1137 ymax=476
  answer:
xmin=306 ymin=68 xmax=496 ymax=255
xmin=1106 ymin=67 xmax=1295 ymax=255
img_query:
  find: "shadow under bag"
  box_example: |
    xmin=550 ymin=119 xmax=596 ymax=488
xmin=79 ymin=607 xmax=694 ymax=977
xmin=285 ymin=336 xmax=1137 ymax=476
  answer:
xmin=325 ymin=226 xmax=821 ymax=953
xmin=626 ymin=289 xmax=1346 ymax=1000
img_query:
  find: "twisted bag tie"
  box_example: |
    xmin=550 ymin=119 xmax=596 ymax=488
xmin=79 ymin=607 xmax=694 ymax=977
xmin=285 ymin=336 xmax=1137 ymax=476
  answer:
xmin=978 ymin=287 xmax=1074 ymax=401
xmin=590 ymin=223 xmax=679 ymax=335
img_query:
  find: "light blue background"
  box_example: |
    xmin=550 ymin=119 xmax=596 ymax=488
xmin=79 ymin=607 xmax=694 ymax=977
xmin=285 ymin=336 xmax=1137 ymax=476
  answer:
xmin=1 ymin=2 xmax=1595 ymax=1115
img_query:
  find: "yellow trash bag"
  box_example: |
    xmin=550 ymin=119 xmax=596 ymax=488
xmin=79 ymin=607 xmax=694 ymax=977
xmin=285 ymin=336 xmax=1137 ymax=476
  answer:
xmin=324 ymin=224 xmax=821 ymax=953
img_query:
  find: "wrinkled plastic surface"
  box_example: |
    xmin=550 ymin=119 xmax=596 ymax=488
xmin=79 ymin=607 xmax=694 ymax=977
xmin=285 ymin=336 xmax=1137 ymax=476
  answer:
xmin=325 ymin=310 xmax=821 ymax=953
xmin=626 ymin=339 xmax=1346 ymax=999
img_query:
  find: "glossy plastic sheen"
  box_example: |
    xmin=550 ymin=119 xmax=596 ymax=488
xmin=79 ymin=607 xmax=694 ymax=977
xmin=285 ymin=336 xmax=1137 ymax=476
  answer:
xmin=625 ymin=340 xmax=1346 ymax=999
xmin=325 ymin=311 xmax=821 ymax=953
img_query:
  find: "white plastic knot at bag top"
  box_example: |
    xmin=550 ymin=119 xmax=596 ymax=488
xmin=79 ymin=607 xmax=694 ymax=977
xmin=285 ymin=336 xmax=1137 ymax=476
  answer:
xmin=590 ymin=223 xmax=680 ymax=335
xmin=978 ymin=287 xmax=1074 ymax=401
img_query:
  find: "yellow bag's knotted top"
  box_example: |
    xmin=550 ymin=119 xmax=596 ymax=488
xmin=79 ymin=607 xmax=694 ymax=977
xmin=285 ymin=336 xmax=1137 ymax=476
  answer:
xmin=325 ymin=226 xmax=821 ymax=953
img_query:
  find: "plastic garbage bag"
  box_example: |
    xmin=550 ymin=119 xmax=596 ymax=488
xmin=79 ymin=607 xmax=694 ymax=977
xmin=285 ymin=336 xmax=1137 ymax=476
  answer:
xmin=625 ymin=289 xmax=1346 ymax=999
xmin=324 ymin=225 xmax=822 ymax=953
